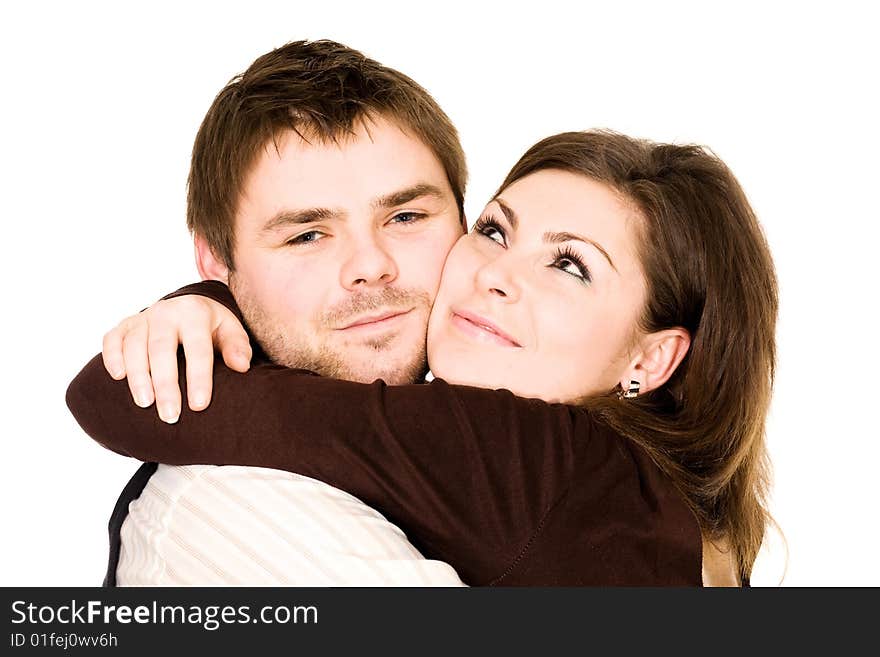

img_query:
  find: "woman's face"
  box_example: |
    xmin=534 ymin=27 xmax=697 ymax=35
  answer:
xmin=427 ymin=169 xmax=648 ymax=403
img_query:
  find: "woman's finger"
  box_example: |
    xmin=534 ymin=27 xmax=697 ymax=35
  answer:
xmin=215 ymin=315 xmax=252 ymax=373
xmin=122 ymin=317 xmax=155 ymax=409
xmin=147 ymin=321 xmax=183 ymax=424
xmin=181 ymin=315 xmax=216 ymax=411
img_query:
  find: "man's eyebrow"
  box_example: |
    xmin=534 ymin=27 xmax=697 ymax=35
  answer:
xmin=544 ymin=231 xmax=618 ymax=273
xmin=261 ymin=207 xmax=342 ymax=233
xmin=259 ymin=183 xmax=444 ymax=233
xmin=373 ymin=183 xmax=446 ymax=209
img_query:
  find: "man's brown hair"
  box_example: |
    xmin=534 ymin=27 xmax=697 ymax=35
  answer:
xmin=187 ymin=39 xmax=467 ymax=269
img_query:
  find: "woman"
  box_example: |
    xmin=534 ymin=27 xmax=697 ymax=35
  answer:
xmin=67 ymin=130 xmax=778 ymax=585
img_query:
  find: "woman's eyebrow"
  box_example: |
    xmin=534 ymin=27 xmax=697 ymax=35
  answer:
xmin=493 ymin=196 xmax=617 ymax=272
xmin=544 ymin=231 xmax=618 ymax=272
xmin=494 ymin=198 xmax=519 ymax=230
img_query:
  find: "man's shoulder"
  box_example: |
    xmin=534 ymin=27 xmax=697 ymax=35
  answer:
xmin=117 ymin=464 xmax=467 ymax=586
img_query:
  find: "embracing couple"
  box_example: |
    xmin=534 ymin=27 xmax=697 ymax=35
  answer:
xmin=67 ymin=39 xmax=778 ymax=587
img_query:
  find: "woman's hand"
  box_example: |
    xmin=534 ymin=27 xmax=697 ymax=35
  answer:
xmin=101 ymin=294 xmax=252 ymax=423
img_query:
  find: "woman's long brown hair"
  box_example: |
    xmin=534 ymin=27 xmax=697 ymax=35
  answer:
xmin=498 ymin=131 xmax=778 ymax=582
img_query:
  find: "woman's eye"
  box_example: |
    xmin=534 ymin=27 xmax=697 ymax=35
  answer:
xmin=554 ymin=250 xmax=592 ymax=284
xmin=558 ymin=258 xmax=585 ymax=279
xmin=287 ymin=230 xmax=325 ymax=245
xmin=474 ymin=218 xmax=506 ymax=246
xmin=482 ymin=226 xmax=505 ymax=245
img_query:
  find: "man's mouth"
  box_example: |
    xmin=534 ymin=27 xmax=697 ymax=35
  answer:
xmin=337 ymin=308 xmax=413 ymax=331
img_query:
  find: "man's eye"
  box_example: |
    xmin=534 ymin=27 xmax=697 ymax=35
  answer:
xmin=287 ymin=230 xmax=325 ymax=245
xmin=390 ymin=212 xmax=426 ymax=225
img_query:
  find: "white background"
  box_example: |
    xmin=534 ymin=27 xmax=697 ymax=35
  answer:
xmin=2 ymin=0 xmax=877 ymax=586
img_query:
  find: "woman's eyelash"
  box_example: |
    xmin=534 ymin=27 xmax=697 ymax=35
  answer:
xmin=553 ymin=245 xmax=592 ymax=284
xmin=473 ymin=216 xmax=592 ymax=285
xmin=473 ymin=215 xmax=506 ymax=245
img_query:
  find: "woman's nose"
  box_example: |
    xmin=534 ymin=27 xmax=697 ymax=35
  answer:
xmin=474 ymin=254 xmax=521 ymax=303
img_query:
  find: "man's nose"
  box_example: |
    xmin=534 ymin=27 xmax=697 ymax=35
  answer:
xmin=339 ymin=232 xmax=399 ymax=290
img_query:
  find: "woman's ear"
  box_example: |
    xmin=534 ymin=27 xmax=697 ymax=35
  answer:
xmin=194 ymin=234 xmax=229 ymax=283
xmin=621 ymin=328 xmax=691 ymax=394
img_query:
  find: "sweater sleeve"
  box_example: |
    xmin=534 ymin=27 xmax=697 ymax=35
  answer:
xmin=66 ymin=280 xmax=599 ymax=584
xmin=66 ymin=371 xmax=598 ymax=585
xmin=160 ymin=279 xmax=245 ymax=322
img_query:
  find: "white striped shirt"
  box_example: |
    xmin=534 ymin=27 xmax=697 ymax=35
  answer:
xmin=117 ymin=464 xmax=466 ymax=586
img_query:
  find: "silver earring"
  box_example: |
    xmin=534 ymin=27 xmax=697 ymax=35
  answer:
xmin=619 ymin=380 xmax=640 ymax=399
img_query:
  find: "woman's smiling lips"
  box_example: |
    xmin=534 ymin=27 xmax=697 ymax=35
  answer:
xmin=450 ymin=309 xmax=522 ymax=348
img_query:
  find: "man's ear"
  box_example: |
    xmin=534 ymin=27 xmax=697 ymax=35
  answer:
xmin=620 ymin=328 xmax=691 ymax=394
xmin=194 ymin=234 xmax=229 ymax=284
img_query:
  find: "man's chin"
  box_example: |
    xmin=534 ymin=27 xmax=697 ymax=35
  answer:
xmin=337 ymin=345 xmax=428 ymax=385
xmin=256 ymin=324 xmax=428 ymax=384
xmin=343 ymin=359 xmax=428 ymax=385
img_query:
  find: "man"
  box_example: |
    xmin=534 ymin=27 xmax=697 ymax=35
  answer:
xmin=83 ymin=39 xmax=470 ymax=585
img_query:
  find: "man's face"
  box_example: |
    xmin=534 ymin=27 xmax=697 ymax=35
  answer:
xmin=223 ymin=115 xmax=464 ymax=384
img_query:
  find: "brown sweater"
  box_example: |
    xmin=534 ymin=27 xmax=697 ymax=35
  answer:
xmin=66 ymin=281 xmax=703 ymax=586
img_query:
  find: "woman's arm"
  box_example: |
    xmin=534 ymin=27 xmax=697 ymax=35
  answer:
xmin=66 ymin=351 xmax=595 ymax=584
xmin=99 ymin=280 xmax=255 ymax=421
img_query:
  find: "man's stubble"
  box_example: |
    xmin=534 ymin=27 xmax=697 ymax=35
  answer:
xmin=229 ymin=274 xmax=432 ymax=385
